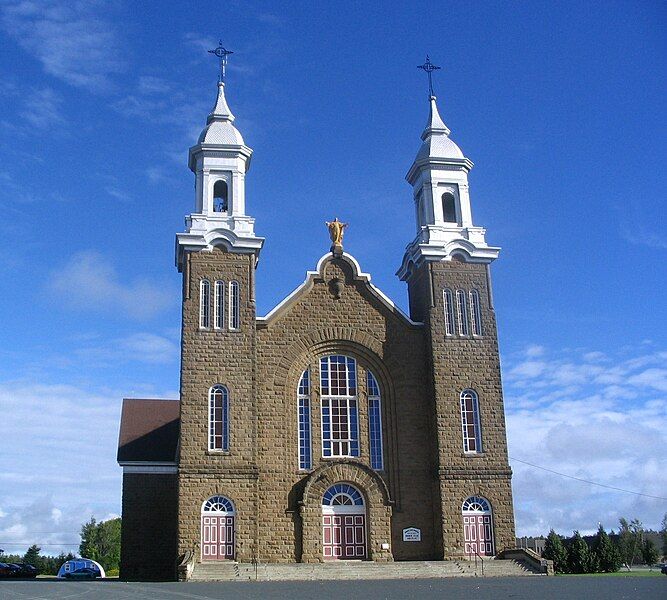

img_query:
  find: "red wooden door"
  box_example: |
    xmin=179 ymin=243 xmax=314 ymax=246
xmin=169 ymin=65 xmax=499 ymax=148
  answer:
xmin=202 ymin=515 xmax=234 ymax=560
xmin=323 ymin=514 xmax=366 ymax=559
xmin=464 ymin=514 xmax=494 ymax=556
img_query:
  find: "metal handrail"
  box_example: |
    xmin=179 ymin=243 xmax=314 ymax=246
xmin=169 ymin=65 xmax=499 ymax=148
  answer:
xmin=472 ymin=548 xmax=485 ymax=577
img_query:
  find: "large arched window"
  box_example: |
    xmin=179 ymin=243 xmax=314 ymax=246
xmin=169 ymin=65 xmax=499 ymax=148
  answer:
xmin=297 ymin=369 xmax=312 ymax=470
xmin=470 ymin=289 xmax=482 ymax=337
xmin=442 ymin=192 xmax=457 ymax=223
xmin=460 ymin=389 xmax=482 ymax=453
xmin=322 ymin=483 xmax=364 ymax=508
xmin=443 ymin=289 xmax=455 ymax=336
xmin=214 ymin=280 xmax=225 ymax=330
xmin=320 ymin=355 xmax=359 ymax=458
xmin=199 ymin=279 xmax=211 ymax=329
xmin=213 ymin=180 xmax=228 ymax=213
xmin=456 ymin=289 xmax=469 ymax=336
xmin=228 ymin=281 xmax=240 ymax=330
xmin=367 ymin=371 xmax=383 ymax=470
xmin=209 ymin=385 xmax=229 ymax=451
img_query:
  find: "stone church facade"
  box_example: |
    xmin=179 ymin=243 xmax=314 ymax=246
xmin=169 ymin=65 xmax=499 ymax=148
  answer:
xmin=117 ymin=73 xmax=515 ymax=581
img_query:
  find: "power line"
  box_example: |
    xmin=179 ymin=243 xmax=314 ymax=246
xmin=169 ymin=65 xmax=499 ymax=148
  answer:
xmin=509 ymin=456 xmax=667 ymax=501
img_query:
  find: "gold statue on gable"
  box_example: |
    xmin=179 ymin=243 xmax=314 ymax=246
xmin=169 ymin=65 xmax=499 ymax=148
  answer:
xmin=325 ymin=218 xmax=348 ymax=256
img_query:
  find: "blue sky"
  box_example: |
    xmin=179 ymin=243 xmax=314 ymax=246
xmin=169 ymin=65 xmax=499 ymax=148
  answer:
xmin=0 ymin=0 xmax=665 ymax=554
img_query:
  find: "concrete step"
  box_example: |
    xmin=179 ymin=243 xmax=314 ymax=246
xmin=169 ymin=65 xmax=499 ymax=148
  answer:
xmin=190 ymin=559 xmax=542 ymax=581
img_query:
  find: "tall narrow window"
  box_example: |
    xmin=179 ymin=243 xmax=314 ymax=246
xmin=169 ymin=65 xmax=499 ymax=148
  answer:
xmin=442 ymin=192 xmax=457 ymax=223
xmin=229 ymin=281 xmax=240 ymax=330
xmin=456 ymin=289 xmax=469 ymax=336
xmin=367 ymin=371 xmax=384 ymax=471
xmin=320 ymin=355 xmax=359 ymax=458
xmin=214 ymin=280 xmax=225 ymax=330
xmin=213 ymin=180 xmax=228 ymax=212
xmin=209 ymin=385 xmax=229 ymax=451
xmin=443 ymin=289 xmax=455 ymax=336
xmin=460 ymin=389 xmax=482 ymax=453
xmin=200 ymin=279 xmax=211 ymax=328
xmin=470 ymin=289 xmax=483 ymax=336
xmin=297 ymin=369 xmax=312 ymax=470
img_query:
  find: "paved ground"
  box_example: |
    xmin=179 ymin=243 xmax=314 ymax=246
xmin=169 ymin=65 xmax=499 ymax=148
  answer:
xmin=0 ymin=576 xmax=664 ymax=600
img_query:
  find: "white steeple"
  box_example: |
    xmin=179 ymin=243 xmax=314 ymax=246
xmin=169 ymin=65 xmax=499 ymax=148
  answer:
xmin=397 ymin=94 xmax=499 ymax=280
xmin=176 ymin=80 xmax=263 ymax=271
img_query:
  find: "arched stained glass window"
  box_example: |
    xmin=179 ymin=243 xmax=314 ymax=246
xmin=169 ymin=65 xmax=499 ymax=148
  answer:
xmin=462 ymin=496 xmax=491 ymax=513
xmin=214 ymin=280 xmax=225 ymax=329
xmin=297 ymin=369 xmax=312 ymax=470
xmin=322 ymin=483 xmax=364 ymax=506
xmin=470 ymin=290 xmax=482 ymax=337
xmin=209 ymin=385 xmax=229 ymax=451
xmin=460 ymin=389 xmax=482 ymax=453
xmin=202 ymin=495 xmax=235 ymax=514
xmin=200 ymin=279 xmax=211 ymax=329
xmin=443 ymin=289 xmax=455 ymax=336
xmin=229 ymin=281 xmax=240 ymax=330
xmin=367 ymin=371 xmax=383 ymax=471
xmin=320 ymin=355 xmax=359 ymax=458
xmin=456 ymin=290 xmax=469 ymax=336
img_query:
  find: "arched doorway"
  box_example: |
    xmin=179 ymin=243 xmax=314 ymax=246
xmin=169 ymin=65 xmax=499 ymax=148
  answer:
xmin=322 ymin=483 xmax=367 ymax=560
xmin=462 ymin=496 xmax=494 ymax=557
xmin=201 ymin=495 xmax=235 ymax=560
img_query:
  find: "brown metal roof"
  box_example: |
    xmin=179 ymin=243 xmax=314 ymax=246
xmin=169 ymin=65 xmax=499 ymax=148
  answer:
xmin=117 ymin=398 xmax=180 ymax=463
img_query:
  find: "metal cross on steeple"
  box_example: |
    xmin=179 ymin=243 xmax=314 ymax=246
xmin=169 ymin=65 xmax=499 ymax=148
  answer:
xmin=417 ymin=55 xmax=441 ymax=98
xmin=208 ymin=40 xmax=234 ymax=83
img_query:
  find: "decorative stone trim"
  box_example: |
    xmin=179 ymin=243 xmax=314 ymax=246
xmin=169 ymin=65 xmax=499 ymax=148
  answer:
xmin=298 ymin=460 xmax=393 ymax=563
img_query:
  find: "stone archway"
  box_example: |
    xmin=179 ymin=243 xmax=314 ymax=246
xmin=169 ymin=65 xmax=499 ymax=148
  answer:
xmin=299 ymin=460 xmax=393 ymax=563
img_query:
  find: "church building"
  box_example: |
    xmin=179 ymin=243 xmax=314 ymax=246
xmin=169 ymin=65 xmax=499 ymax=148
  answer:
xmin=117 ymin=56 xmax=515 ymax=581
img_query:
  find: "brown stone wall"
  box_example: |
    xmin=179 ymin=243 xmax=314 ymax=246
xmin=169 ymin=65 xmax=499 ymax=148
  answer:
xmin=175 ymin=249 xmax=514 ymax=565
xmin=254 ymin=257 xmax=439 ymax=562
xmin=407 ymin=259 xmax=516 ymax=557
xmin=120 ymin=473 xmax=178 ymax=581
xmin=177 ymin=247 xmax=259 ymax=559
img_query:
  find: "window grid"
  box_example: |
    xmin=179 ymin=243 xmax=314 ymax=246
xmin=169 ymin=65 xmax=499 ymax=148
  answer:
xmin=460 ymin=389 xmax=482 ymax=453
xmin=367 ymin=371 xmax=383 ymax=471
xmin=229 ymin=281 xmax=240 ymax=330
xmin=320 ymin=356 xmax=359 ymax=458
xmin=456 ymin=290 xmax=469 ymax=336
xmin=209 ymin=385 xmax=229 ymax=451
xmin=214 ymin=280 xmax=225 ymax=330
xmin=297 ymin=370 xmax=312 ymax=470
xmin=199 ymin=280 xmax=210 ymax=328
xmin=470 ymin=290 xmax=483 ymax=337
xmin=443 ymin=289 xmax=455 ymax=336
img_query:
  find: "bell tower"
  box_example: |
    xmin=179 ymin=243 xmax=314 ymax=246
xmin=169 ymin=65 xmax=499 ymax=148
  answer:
xmin=398 ymin=58 xmax=515 ymax=558
xmin=176 ymin=45 xmax=262 ymax=563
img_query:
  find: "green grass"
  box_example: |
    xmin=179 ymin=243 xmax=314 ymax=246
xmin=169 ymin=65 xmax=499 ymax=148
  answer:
xmin=560 ymin=570 xmax=664 ymax=577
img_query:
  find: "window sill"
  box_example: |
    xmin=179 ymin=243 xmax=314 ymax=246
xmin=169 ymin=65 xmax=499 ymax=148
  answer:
xmin=206 ymin=450 xmax=231 ymax=456
xmin=462 ymin=452 xmax=485 ymax=458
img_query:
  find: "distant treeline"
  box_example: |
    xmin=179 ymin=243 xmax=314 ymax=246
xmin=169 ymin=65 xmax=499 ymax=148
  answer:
xmin=543 ymin=517 xmax=666 ymax=574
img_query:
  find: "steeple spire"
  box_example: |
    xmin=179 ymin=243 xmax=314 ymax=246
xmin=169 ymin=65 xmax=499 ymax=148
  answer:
xmin=422 ymin=95 xmax=450 ymax=139
xmin=207 ymin=81 xmax=235 ymax=124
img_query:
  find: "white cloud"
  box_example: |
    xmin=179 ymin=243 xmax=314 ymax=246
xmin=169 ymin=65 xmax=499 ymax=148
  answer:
xmin=0 ymin=0 xmax=124 ymax=90
xmin=505 ymin=345 xmax=667 ymax=536
xmin=47 ymin=250 xmax=173 ymax=320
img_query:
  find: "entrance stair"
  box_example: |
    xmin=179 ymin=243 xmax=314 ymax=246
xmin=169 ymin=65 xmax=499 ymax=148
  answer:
xmin=190 ymin=558 xmax=541 ymax=581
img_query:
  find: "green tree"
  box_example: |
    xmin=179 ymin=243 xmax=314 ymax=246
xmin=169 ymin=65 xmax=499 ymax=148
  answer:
xmin=567 ymin=530 xmax=592 ymax=574
xmin=617 ymin=518 xmax=643 ymax=569
xmin=641 ymin=539 xmax=659 ymax=567
xmin=661 ymin=513 xmax=667 ymax=558
xmin=543 ymin=529 xmax=569 ymax=574
xmin=23 ymin=544 xmax=42 ymax=569
xmin=79 ymin=517 xmax=121 ymax=571
xmin=592 ymin=524 xmax=621 ymax=572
